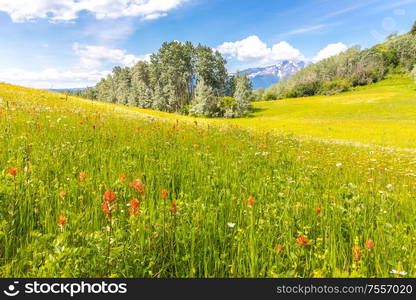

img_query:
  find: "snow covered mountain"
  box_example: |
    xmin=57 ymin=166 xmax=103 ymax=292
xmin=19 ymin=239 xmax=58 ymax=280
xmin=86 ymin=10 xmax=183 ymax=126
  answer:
xmin=240 ymin=60 xmax=306 ymax=90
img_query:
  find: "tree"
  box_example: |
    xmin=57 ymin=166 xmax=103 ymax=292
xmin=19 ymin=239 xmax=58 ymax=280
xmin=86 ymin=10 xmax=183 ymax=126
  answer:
xmin=189 ymin=78 xmax=218 ymax=117
xmin=411 ymin=21 xmax=416 ymax=34
xmin=90 ymin=41 xmax=231 ymax=117
xmin=233 ymin=73 xmax=253 ymax=116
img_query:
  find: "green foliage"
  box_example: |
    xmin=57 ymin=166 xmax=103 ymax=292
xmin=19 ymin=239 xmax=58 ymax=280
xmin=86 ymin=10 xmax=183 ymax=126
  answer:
xmin=412 ymin=65 xmax=416 ymax=81
xmin=88 ymin=41 xmax=251 ymax=118
xmin=252 ymin=88 xmax=265 ymax=101
xmin=267 ymin=29 xmax=416 ymax=99
xmin=233 ymin=73 xmax=253 ymax=116
xmin=318 ymin=79 xmax=352 ymax=95
xmin=262 ymin=92 xmax=277 ymax=101
xmin=411 ymin=21 xmax=416 ymax=34
xmin=189 ymin=78 xmax=218 ymax=117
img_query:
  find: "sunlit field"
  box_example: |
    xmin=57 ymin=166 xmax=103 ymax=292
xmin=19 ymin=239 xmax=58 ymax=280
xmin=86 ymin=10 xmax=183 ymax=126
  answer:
xmin=1 ymin=80 xmax=415 ymax=278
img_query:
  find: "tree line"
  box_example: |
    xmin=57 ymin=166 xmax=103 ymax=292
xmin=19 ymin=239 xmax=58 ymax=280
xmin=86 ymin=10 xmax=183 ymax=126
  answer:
xmin=69 ymin=41 xmax=253 ymax=118
xmin=260 ymin=22 xmax=416 ymax=100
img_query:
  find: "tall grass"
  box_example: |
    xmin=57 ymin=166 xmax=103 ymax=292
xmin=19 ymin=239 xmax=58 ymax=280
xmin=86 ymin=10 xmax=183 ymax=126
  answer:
xmin=0 ymin=83 xmax=415 ymax=277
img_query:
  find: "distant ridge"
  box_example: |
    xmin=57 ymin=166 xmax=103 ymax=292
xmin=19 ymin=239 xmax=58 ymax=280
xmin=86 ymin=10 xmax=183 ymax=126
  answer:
xmin=239 ymin=60 xmax=306 ymax=89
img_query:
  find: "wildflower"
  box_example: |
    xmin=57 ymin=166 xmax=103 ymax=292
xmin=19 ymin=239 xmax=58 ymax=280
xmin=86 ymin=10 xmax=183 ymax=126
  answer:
xmin=102 ymin=202 xmax=112 ymax=213
xmin=295 ymin=202 xmax=303 ymax=208
xmin=390 ymin=270 xmax=408 ymax=276
xmin=59 ymin=191 xmax=66 ymax=198
xmin=103 ymin=190 xmax=116 ymax=203
xmin=79 ymin=171 xmax=87 ymax=181
xmin=161 ymin=189 xmax=168 ymax=199
xmin=365 ymin=239 xmax=375 ymax=251
xmin=247 ymin=195 xmax=255 ymax=207
xmin=79 ymin=121 xmax=84 ymax=125
xmin=129 ymin=198 xmax=140 ymax=216
xmin=227 ymin=222 xmax=236 ymax=228
xmin=119 ymin=174 xmax=127 ymax=181
xmin=315 ymin=207 xmax=321 ymax=214
xmin=171 ymin=201 xmax=177 ymax=215
xmin=336 ymin=163 xmax=343 ymax=167
xmin=295 ymin=236 xmax=310 ymax=246
xmin=130 ymin=198 xmax=139 ymax=208
xmin=275 ymin=245 xmax=285 ymax=253
xmin=352 ymin=246 xmax=362 ymax=261
xmin=7 ymin=167 xmax=18 ymax=176
xmin=129 ymin=179 xmax=145 ymax=194
xmin=58 ymin=215 xmax=67 ymax=227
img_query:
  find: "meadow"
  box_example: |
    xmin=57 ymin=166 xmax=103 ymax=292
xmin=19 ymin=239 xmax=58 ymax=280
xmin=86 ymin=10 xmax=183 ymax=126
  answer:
xmin=0 ymin=77 xmax=415 ymax=278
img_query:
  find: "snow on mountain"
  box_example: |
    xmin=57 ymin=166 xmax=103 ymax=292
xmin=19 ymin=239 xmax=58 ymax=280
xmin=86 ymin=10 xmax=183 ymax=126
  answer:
xmin=240 ymin=60 xmax=306 ymax=90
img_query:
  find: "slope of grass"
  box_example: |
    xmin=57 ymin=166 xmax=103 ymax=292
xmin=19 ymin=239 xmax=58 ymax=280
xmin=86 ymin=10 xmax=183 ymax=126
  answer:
xmin=0 ymin=80 xmax=415 ymax=278
xmin=230 ymin=75 xmax=416 ymax=149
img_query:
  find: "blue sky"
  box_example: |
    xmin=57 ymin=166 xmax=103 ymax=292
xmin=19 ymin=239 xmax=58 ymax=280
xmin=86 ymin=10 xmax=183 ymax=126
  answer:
xmin=0 ymin=0 xmax=415 ymax=88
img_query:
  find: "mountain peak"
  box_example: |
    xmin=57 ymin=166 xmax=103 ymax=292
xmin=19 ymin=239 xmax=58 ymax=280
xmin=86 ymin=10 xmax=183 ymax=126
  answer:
xmin=240 ymin=60 xmax=306 ymax=89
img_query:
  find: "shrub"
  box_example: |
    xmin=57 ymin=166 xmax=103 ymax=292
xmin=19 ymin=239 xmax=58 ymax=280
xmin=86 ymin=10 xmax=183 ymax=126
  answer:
xmin=318 ymin=79 xmax=351 ymax=95
xmin=262 ymin=92 xmax=277 ymax=101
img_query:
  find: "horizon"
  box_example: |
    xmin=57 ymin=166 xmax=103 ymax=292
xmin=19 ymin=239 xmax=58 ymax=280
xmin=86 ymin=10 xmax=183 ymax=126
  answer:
xmin=0 ymin=0 xmax=415 ymax=89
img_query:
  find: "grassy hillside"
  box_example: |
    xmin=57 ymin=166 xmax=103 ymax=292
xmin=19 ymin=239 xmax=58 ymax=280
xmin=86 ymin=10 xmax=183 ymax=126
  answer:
xmin=0 ymin=80 xmax=415 ymax=277
xmin=232 ymin=75 xmax=416 ymax=149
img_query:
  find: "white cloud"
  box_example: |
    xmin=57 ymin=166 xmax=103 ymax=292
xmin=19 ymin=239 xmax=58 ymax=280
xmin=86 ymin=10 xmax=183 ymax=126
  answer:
xmin=0 ymin=67 xmax=110 ymax=89
xmin=0 ymin=0 xmax=188 ymax=23
xmin=217 ymin=35 xmax=349 ymax=70
xmin=217 ymin=35 xmax=304 ymax=65
xmin=313 ymin=42 xmax=348 ymax=62
xmin=73 ymin=43 xmax=151 ymax=68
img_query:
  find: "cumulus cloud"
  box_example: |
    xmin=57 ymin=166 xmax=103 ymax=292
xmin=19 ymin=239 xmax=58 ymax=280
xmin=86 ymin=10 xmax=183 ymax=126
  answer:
xmin=0 ymin=67 xmax=110 ymax=89
xmin=73 ymin=43 xmax=151 ymax=68
xmin=217 ymin=35 xmax=304 ymax=65
xmin=0 ymin=0 xmax=188 ymax=22
xmin=218 ymin=35 xmax=348 ymax=67
xmin=313 ymin=42 xmax=348 ymax=62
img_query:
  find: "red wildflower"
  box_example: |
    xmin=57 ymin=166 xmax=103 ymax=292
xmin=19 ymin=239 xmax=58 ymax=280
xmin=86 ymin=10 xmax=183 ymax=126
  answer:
xmin=119 ymin=174 xmax=127 ymax=181
xmin=79 ymin=121 xmax=84 ymax=125
xmin=295 ymin=236 xmax=310 ymax=246
xmin=247 ymin=195 xmax=254 ymax=207
xmin=79 ymin=171 xmax=87 ymax=181
xmin=129 ymin=179 xmax=145 ymax=194
xmin=161 ymin=189 xmax=168 ymax=199
xmin=59 ymin=191 xmax=66 ymax=198
xmin=130 ymin=198 xmax=139 ymax=208
xmin=315 ymin=207 xmax=321 ymax=214
xmin=171 ymin=201 xmax=177 ymax=215
xmin=7 ymin=167 xmax=18 ymax=176
xmin=58 ymin=215 xmax=67 ymax=226
xmin=102 ymin=202 xmax=111 ymax=213
xmin=103 ymin=190 xmax=116 ymax=203
xmin=365 ymin=239 xmax=375 ymax=251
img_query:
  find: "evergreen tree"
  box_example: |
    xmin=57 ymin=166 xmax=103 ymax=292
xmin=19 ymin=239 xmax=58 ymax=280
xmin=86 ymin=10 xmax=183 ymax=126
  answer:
xmin=189 ymin=78 xmax=218 ymax=117
xmin=233 ymin=73 xmax=253 ymax=116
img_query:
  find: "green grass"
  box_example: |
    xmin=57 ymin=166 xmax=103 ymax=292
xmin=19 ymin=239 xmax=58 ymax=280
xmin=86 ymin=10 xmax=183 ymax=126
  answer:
xmin=229 ymin=75 xmax=416 ymax=149
xmin=0 ymin=77 xmax=415 ymax=278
